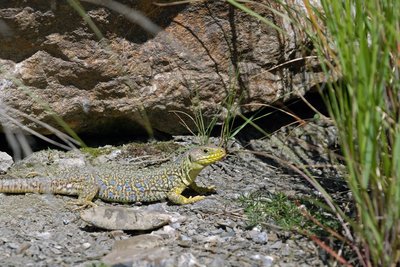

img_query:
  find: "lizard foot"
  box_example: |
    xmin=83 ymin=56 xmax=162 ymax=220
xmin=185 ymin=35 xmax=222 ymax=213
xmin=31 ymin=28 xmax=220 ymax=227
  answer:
xmin=66 ymin=199 xmax=97 ymax=211
xmin=190 ymin=184 xmax=216 ymax=194
xmin=185 ymin=195 xmax=206 ymax=204
xmin=24 ymin=171 xmax=41 ymax=178
xmin=168 ymin=193 xmax=206 ymax=205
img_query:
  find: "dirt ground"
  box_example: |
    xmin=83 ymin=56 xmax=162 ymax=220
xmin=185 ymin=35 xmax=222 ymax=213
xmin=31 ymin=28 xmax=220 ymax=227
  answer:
xmin=0 ymin=124 xmax=342 ymax=267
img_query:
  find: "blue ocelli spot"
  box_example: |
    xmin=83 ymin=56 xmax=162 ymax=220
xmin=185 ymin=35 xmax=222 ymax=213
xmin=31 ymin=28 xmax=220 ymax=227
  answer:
xmin=108 ymin=192 xmax=114 ymax=199
xmin=134 ymin=182 xmax=145 ymax=193
xmin=129 ymin=193 xmax=136 ymax=201
xmin=125 ymin=182 xmax=132 ymax=190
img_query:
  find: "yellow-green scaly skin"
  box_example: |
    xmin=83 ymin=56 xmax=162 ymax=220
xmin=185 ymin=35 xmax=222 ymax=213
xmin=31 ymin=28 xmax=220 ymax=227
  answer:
xmin=0 ymin=146 xmax=226 ymax=207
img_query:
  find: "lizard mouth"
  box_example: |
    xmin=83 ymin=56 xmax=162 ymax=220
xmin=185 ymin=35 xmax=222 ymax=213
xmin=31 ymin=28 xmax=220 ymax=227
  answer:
xmin=197 ymin=148 xmax=226 ymax=166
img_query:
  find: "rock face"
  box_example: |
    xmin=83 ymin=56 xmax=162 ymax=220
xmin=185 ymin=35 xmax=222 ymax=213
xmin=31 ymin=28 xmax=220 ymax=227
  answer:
xmin=0 ymin=1 xmax=322 ymax=136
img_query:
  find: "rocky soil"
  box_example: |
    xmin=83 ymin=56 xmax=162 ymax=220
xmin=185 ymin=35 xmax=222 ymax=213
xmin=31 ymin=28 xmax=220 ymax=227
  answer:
xmin=0 ymin=122 xmax=344 ymax=267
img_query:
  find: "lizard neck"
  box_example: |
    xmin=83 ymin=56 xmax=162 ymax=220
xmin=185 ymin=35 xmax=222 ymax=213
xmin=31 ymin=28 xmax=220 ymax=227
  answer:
xmin=179 ymin=159 xmax=204 ymax=186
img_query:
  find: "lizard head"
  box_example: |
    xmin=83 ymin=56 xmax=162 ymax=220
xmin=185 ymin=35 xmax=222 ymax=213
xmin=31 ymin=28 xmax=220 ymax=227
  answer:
xmin=187 ymin=145 xmax=226 ymax=170
xmin=179 ymin=145 xmax=226 ymax=186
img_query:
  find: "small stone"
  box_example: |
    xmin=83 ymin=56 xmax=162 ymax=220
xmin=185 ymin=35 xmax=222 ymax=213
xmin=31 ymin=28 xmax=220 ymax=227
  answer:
xmin=7 ymin=242 xmax=19 ymax=249
xmin=220 ymin=230 xmax=235 ymax=238
xmin=156 ymin=225 xmax=176 ymax=239
xmin=17 ymin=242 xmax=31 ymax=254
xmin=177 ymin=253 xmax=205 ymax=267
xmin=247 ymin=230 xmax=268 ymax=244
xmin=187 ymin=229 xmax=196 ymax=236
xmin=109 ymin=230 xmax=124 ymax=239
xmin=112 ymin=234 xmax=163 ymax=250
xmin=102 ymin=246 xmax=169 ymax=266
xmin=36 ymin=232 xmax=52 ymax=240
xmin=180 ymin=234 xmax=191 ymax=241
xmin=281 ymin=243 xmax=291 ymax=256
xmin=251 ymin=254 xmax=274 ymax=267
xmin=170 ymin=222 xmax=181 ymax=229
xmin=82 ymin=242 xmax=91 ymax=249
xmin=210 ymin=228 xmax=223 ymax=235
xmin=270 ymin=240 xmax=283 ymax=250
xmin=178 ymin=234 xmax=192 ymax=248
xmin=178 ymin=240 xmax=191 ymax=248
xmin=209 ymin=256 xmax=227 ymax=267
xmin=49 ymin=247 xmax=62 ymax=255
xmin=0 ymin=151 xmax=13 ymax=173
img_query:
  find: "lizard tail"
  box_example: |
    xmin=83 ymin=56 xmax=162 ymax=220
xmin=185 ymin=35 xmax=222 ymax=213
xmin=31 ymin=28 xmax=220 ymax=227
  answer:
xmin=0 ymin=177 xmax=58 ymax=194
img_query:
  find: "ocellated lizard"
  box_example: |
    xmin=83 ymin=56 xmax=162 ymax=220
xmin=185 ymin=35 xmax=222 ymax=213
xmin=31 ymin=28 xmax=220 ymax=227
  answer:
xmin=0 ymin=145 xmax=226 ymax=207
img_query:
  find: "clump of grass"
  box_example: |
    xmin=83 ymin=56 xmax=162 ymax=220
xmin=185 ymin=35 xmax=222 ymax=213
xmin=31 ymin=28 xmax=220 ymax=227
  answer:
xmin=229 ymin=0 xmax=400 ymax=265
xmin=80 ymin=146 xmax=115 ymax=158
xmin=239 ymin=191 xmax=340 ymax=235
xmin=304 ymin=1 xmax=400 ymax=266
xmin=173 ymin=83 xmax=241 ymax=146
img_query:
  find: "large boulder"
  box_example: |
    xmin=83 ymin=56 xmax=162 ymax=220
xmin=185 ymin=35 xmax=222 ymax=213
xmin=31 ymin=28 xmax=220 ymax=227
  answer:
xmin=0 ymin=1 xmax=323 ymax=136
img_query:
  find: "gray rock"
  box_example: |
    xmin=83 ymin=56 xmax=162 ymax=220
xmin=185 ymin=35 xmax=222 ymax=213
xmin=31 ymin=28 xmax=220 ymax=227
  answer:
xmin=177 ymin=253 xmax=205 ymax=267
xmin=247 ymin=229 xmax=268 ymax=244
xmin=251 ymin=254 xmax=274 ymax=267
xmin=0 ymin=151 xmax=13 ymax=173
xmin=0 ymin=1 xmax=324 ymax=136
xmin=80 ymin=206 xmax=185 ymax=231
xmin=102 ymin=235 xmax=171 ymax=266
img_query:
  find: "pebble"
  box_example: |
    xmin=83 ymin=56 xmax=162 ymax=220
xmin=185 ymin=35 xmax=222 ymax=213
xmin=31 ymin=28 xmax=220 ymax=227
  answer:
xmin=251 ymin=254 xmax=274 ymax=267
xmin=7 ymin=242 xmax=19 ymax=249
xmin=35 ymin=232 xmax=52 ymax=240
xmin=156 ymin=225 xmax=176 ymax=239
xmin=170 ymin=222 xmax=181 ymax=229
xmin=0 ymin=151 xmax=13 ymax=173
xmin=209 ymin=256 xmax=227 ymax=267
xmin=16 ymin=242 xmax=31 ymax=254
xmin=247 ymin=229 xmax=268 ymax=244
xmin=50 ymin=247 xmax=62 ymax=255
xmin=270 ymin=240 xmax=283 ymax=250
xmin=187 ymin=229 xmax=197 ymax=236
xmin=177 ymin=253 xmax=205 ymax=267
xmin=82 ymin=242 xmax=91 ymax=249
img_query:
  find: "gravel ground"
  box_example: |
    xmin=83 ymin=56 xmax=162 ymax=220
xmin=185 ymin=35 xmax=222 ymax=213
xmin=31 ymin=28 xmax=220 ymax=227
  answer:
xmin=0 ymin=123 xmax=342 ymax=267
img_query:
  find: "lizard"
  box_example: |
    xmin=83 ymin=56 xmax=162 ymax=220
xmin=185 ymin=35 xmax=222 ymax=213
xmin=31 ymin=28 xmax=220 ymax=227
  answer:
xmin=0 ymin=145 xmax=226 ymax=208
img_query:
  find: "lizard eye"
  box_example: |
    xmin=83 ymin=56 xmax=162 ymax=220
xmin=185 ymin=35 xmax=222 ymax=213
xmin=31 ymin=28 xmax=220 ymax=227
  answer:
xmin=203 ymin=148 xmax=209 ymax=153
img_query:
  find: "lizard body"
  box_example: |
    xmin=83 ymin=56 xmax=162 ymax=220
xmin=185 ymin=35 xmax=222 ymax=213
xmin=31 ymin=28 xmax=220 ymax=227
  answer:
xmin=0 ymin=145 xmax=226 ymax=207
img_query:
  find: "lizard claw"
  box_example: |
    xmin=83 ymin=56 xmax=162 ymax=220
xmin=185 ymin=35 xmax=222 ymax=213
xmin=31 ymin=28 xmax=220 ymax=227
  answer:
xmin=190 ymin=184 xmax=216 ymax=194
xmin=203 ymin=185 xmax=216 ymax=193
xmin=66 ymin=199 xmax=97 ymax=211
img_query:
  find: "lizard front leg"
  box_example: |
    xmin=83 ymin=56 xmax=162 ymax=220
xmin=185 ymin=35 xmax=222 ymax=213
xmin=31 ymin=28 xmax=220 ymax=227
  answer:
xmin=167 ymin=185 xmax=205 ymax=205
